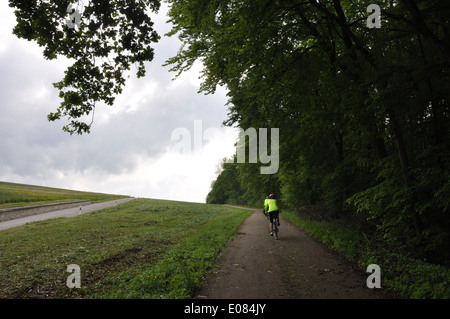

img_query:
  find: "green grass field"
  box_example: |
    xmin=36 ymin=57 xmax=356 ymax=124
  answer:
xmin=0 ymin=197 xmax=252 ymax=298
xmin=0 ymin=181 xmax=128 ymax=209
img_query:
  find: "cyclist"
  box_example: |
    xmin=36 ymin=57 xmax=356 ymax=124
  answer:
xmin=264 ymin=193 xmax=280 ymax=236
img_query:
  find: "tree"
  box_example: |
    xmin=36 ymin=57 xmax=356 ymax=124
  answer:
xmin=206 ymin=157 xmax=244 ymax=205
xmin=10 ymin=0 xmax=450 ymax=263
xmin=9 ymin=0 xmax=161 ymax=134
xmin=166 ymin=0 xmax=450 ymax=263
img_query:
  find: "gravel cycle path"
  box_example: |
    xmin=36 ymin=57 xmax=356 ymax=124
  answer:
xmin=197 ymin=209 xmax=391 ymax=299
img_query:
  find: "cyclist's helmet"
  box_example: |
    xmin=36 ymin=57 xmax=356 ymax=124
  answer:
xmin=269 ymin=193 xmax=275 ymax=199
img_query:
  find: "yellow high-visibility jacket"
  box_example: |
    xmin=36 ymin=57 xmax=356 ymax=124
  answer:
xmin=264 ymin=198 xmax=279 ymax=213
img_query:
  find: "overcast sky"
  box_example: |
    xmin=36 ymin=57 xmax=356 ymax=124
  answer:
xmin=0 ymin=2 xmax=238 ymax=203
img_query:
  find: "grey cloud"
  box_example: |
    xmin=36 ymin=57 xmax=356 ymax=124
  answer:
xmin=0 ymin=30 xmax=229 ymax=178
xmin=0 ymin=2 xmax=231 ymax=200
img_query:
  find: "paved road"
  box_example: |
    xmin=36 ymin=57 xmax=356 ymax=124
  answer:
xmin=197 ymin=209 xmax=391 ymax=299
xmin=0 ymin=198 xmax=135 ymax=231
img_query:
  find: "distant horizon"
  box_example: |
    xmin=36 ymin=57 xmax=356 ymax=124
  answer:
xmin=0 ymin=180 xmax=212 ymax=204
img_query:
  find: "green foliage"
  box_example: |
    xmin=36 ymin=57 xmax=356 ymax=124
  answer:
xmin=206 ymin=157 xmax=244 ymax=205
xmin=10 ymin=0 xmax=450 ymax=276
xmin=169 ymin=0 xmax=450 ymax=266
xmin=348 ymin=144 xmax=450 ymax=263
xmin=9 ymin=0 xmax=160 ymax=134
xmin=206 ymin=156 xmax=280 ymax=208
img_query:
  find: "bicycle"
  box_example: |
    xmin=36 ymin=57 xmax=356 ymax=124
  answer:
xmin=272 ymin=213 xmax=279 ymax=240
xmin=265 ymin=210 xmax=280 ymax=240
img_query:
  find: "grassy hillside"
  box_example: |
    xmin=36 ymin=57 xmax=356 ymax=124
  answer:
xmin=0 ymin=181 xmax=128 ymax=209
xmin=0 ymin=198 xmax=252 ymax=298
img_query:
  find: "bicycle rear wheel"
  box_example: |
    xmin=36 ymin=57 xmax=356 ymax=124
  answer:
xmin=273 ymin=217 xmax=279 ymax=240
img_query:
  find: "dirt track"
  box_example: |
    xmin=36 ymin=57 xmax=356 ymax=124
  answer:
xmin=197 ymin=209 xmax=391 ymax=299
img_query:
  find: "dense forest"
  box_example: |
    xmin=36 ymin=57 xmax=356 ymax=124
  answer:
xmin=166 ymin=0 xmax=450 ymax=265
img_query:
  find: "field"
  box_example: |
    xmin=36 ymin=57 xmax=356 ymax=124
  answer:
xmin=0 ymin=181 xmax=128 ymax=209
xmin=0 ymin=197 xmax=252 ymax=298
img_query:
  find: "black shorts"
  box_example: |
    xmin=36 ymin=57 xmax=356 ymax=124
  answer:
xmin=268 ymin=211 xmax=279 ymax=223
